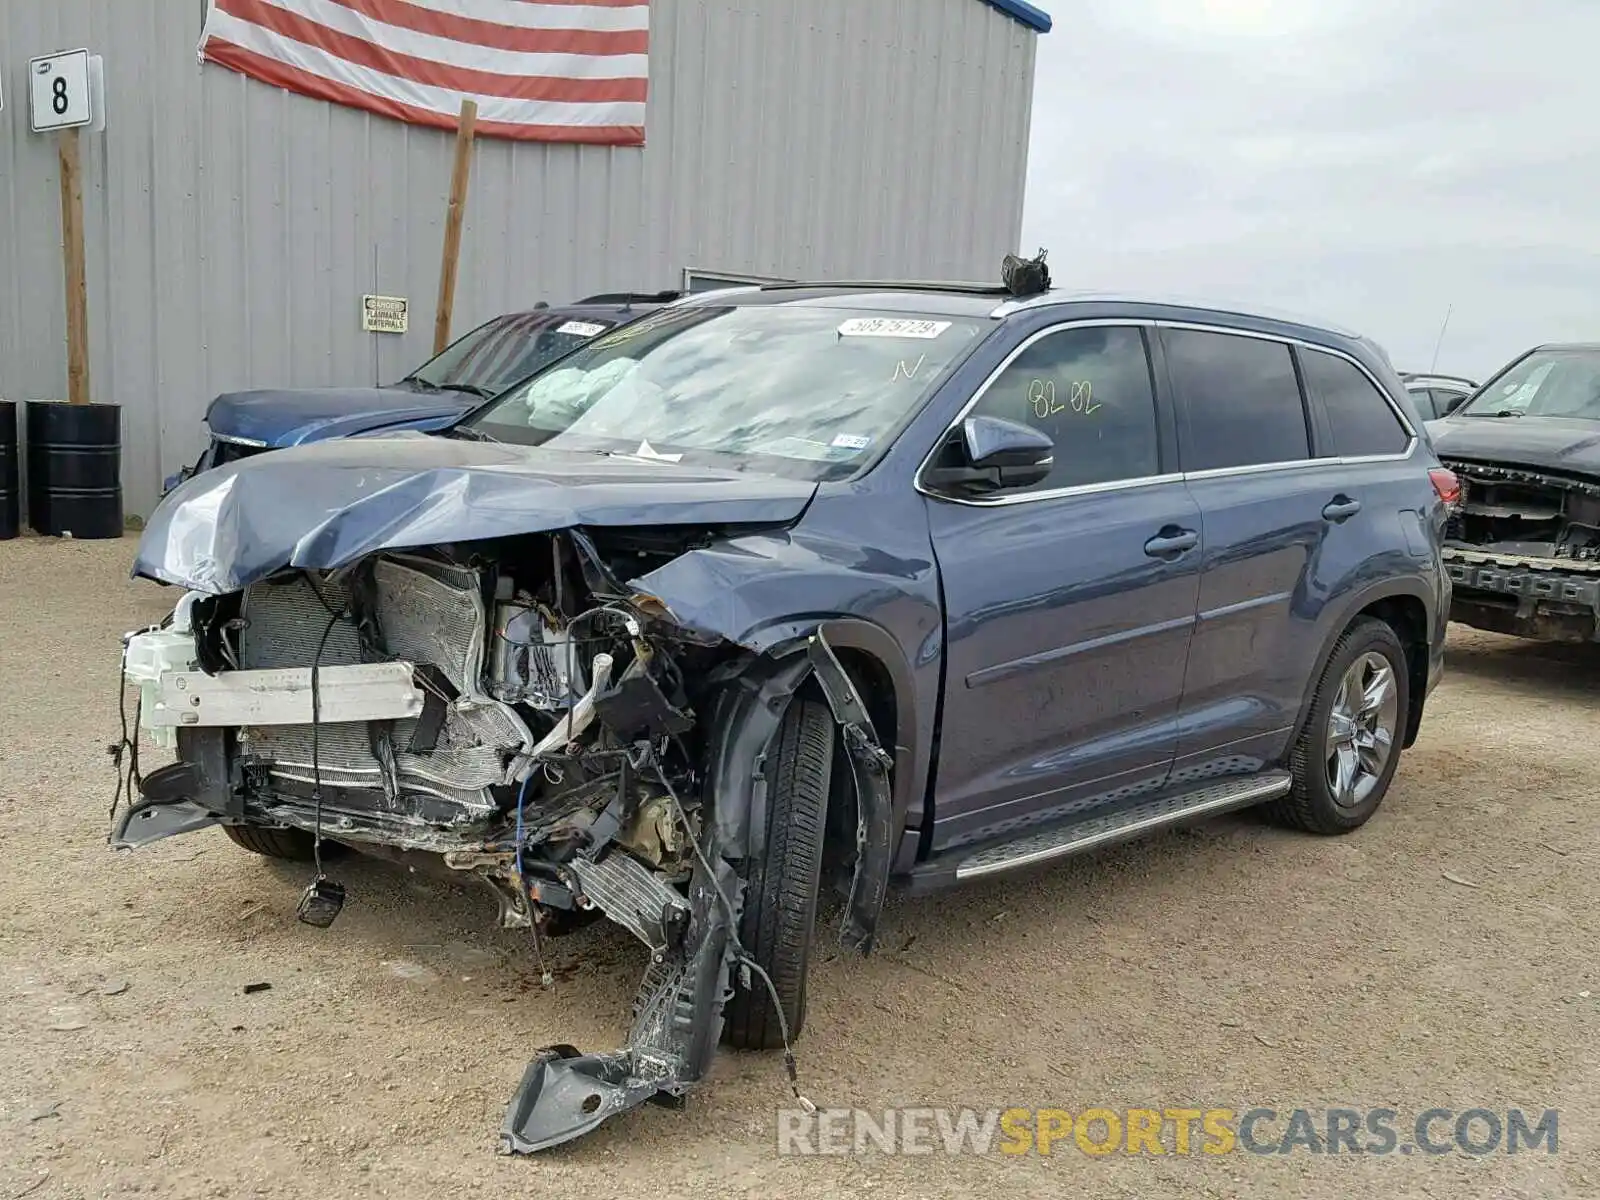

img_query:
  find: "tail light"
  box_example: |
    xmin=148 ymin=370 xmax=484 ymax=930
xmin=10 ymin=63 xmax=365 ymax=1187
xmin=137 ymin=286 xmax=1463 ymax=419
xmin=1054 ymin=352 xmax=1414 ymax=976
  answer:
xmin=1429 ymin=467 xmax=1461 ymax=507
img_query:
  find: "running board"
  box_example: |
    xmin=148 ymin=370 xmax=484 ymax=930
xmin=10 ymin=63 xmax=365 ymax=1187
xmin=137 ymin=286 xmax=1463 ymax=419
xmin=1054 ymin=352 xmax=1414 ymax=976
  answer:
xmin=950 ymin=771 xmax=1293 ymax=882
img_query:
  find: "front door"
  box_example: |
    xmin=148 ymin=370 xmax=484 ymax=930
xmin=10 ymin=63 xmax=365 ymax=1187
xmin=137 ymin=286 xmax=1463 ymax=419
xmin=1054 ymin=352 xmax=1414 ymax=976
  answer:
xmin=924 ymin=322 xmax=1201 ymax=851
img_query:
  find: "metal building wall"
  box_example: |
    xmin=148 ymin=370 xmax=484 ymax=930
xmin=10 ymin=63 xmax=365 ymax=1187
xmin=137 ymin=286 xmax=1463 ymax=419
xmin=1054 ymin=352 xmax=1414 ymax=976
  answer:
xmin=0 ymin=0 xmax=1038 ymax=516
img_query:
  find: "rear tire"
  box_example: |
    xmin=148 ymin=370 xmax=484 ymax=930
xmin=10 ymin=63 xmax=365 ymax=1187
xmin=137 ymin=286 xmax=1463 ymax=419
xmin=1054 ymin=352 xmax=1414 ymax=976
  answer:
xmin=222 ymin=824 xmax=343 ymax=862
xmin=723 ymin=697 xmax=834 ymax=1052
xmin=1265 ymin=616 xmax=1410 ymax=834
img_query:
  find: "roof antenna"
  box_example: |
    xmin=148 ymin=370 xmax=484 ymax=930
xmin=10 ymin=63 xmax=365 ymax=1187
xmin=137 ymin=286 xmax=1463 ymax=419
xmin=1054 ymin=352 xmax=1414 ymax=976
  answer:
xmin=1002 ymin=248 xmax=1050 ymax=298
xmin=1429 ymin=303 xmax=1453 ymax=372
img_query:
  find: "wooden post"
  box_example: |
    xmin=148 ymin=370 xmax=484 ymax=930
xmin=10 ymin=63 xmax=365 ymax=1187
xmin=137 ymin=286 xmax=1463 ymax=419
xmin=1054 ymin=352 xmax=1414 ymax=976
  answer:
xmin=58 ymin=127 xmax=91 ymax=404
xmin=433 ymin=98 xmax=479 ymax=355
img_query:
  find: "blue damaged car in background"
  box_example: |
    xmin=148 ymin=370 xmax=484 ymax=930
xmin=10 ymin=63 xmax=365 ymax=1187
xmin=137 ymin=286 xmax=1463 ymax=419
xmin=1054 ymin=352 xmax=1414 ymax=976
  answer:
xmin=163 ymin=292 xmax=678 ymax=491
xmin=115 ymin=266 xmax=1454 ymax=1156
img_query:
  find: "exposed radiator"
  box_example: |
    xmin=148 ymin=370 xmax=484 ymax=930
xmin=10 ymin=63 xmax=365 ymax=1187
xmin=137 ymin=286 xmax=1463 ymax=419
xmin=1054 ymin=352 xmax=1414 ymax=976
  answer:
xmin=238 ymin=558 xmax=532 ymax=814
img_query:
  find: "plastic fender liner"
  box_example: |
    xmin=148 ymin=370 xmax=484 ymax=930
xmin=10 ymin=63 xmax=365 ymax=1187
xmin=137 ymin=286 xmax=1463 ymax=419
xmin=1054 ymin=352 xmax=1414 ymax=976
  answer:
xmin=499 ymin=636 xmax=893 ymax=1153
xmin=499 ymin=851 xmax=741 ymax=1154
xmin=110 ymin=728 xmax=236 ymax=850
xmin=500 ymin=655 xmax=815 ymax=1154
xmin=806 ymin=632 xmax=894 ymax=955
xmin=704 ymin=651 xmax=815 ymax=861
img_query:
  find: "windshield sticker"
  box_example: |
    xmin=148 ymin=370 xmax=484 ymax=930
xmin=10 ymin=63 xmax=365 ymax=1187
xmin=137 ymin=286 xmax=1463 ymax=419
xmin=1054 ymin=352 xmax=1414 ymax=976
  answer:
xmin=759 ymin=436 xmax=851 ymax=461
xmin=837 ymin=318 xmax=951 ymax=340
xmin=556 ymin=320 xmax=608 ymax=338
xmin=830 ymin=433 xmax=872 ymax=451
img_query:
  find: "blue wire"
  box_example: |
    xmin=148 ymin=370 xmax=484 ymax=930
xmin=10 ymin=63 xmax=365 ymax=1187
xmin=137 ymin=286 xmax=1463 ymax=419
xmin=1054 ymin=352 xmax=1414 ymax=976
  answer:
xmin=515 ymin=772 xmax=533 ymax=898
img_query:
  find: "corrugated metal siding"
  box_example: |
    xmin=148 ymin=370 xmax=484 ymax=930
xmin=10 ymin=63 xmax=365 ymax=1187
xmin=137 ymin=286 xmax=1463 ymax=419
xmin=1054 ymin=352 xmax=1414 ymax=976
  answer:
xmin=0 ymin=0 xmax=1036 ymax=516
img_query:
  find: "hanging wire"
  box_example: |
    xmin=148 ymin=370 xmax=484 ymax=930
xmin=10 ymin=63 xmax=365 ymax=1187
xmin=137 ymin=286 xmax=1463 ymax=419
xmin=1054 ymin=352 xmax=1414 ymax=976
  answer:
xmin=308 ymin=607 xmax=344 ymax=880
xmin=648 ymin=754 xmax=814 ymax=1112
xmin=514 ymin=772 xmax=553 ymax=986
xmin=107 ymin=639 xmax=144 ymax=841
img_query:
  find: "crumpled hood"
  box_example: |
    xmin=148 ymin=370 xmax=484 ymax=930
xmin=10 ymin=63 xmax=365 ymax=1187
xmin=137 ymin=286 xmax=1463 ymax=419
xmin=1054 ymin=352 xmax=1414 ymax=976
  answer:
xmin=205 ymin=385 xmax=473 ymax=446
xmin=134 ymin=432 xmax=818 ymax=593
xmin=1428 ymin=415 xmax=1600 ymax=476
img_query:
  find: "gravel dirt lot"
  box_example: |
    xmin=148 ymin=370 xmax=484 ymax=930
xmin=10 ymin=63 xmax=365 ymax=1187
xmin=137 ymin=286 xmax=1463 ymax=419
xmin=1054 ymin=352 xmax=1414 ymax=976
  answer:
xmin=1 ymin=533 xmax=1597 ymax=1198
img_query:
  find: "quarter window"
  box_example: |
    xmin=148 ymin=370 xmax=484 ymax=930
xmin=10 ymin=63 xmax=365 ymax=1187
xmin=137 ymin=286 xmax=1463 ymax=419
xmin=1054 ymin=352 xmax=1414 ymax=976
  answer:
xmin=1302 ymin=349 xmax=1411 ymax=457
xmin=1165 ymin=329 xmax=1309 ymax=471
xmin=965 ymin=325 xmax=1160 ymax=492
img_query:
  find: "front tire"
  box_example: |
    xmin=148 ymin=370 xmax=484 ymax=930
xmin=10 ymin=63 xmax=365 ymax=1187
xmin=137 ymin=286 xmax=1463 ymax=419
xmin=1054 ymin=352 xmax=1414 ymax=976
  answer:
xmin=1266 ymin=617 xmax=1410 ymax=834
xmin=222 ymin=824 xmax=344 ymax=862
xmin=723 ymin=697 xmax=834 ymax=1052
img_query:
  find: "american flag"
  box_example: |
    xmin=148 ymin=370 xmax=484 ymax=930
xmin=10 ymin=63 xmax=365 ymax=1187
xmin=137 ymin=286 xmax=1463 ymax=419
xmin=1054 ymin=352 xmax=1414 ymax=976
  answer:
xmin=197 ymin=0 xmax=650 ymax=145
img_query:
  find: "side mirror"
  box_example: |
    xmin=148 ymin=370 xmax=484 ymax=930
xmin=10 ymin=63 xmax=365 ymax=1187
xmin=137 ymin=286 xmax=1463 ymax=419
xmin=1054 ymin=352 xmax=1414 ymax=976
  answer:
xmin=1442 ymin=393 xmax=1470 ymax=416
xmin=923 ymin=415 xmax=1054 ymax=495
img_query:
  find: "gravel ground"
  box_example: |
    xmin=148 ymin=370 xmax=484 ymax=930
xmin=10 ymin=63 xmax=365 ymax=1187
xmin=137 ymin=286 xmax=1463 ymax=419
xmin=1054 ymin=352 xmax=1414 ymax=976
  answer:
xmin=1 ymin=533 xmax=1597 ymax=1199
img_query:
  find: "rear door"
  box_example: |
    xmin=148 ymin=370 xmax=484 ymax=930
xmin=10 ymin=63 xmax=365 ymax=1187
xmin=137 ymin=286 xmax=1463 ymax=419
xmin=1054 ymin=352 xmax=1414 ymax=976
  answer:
xmin=924 ymin=322 xmax=1202 ymax=850
xmin=1161 ymin=326 xmax=1342 ymax=772
xmin=1166 ymin=328 xmax=1423 ymax=775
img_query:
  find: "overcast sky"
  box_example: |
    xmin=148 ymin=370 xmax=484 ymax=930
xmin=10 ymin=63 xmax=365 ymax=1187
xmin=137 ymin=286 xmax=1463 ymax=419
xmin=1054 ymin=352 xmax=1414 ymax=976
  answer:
xmin=1019 ymin=0 xmax=1600 ymax=379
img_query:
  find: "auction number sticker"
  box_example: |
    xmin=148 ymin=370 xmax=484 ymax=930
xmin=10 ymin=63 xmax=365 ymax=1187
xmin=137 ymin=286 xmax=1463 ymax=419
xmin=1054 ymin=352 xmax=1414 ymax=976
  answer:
xmin=556 ymin=320 xmax=608 ymax=337
xmin=837 ymin=318 xmax=951 ymax=339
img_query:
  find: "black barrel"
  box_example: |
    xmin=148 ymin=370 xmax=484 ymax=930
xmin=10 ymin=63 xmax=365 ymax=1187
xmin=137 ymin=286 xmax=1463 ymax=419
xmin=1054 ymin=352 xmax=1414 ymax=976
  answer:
xmin=0 ymin=401 xmax=18 ymax=540
xmin=25 ymin=400 xmax=124 ymax=539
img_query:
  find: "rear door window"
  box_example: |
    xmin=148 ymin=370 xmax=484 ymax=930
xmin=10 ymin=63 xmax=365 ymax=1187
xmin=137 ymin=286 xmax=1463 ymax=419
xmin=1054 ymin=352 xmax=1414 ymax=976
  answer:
xmin=1163 ymin=329 xmax=1310 ymax=471
xmin=1406 ymin=388 xmax=1441 ymax=419
xmin=1301 ymin=349 xmax=1412 ymax=457
xmin=963 ymin=325 xmax=1162 ymax=493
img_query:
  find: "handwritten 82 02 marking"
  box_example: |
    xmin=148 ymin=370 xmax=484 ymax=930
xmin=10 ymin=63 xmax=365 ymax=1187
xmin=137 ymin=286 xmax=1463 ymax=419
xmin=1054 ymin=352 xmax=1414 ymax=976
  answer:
xmin=1029 ymin=379 xmax=1101 ymax=418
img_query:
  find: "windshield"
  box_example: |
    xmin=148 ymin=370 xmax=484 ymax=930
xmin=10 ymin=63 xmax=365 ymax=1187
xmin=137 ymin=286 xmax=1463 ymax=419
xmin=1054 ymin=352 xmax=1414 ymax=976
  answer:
xmin=462 ymin=304 xmax=990 ymax=480
xmin=1458 ymin=349 xmax=1600 ymax=421
xmin=408 ymin=311 xmax=617 ymax=394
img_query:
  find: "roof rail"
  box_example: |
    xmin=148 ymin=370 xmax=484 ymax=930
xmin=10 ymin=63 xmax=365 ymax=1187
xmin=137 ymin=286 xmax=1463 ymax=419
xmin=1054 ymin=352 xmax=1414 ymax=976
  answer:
xmin=1400 ymin=371 xmax=1478 ymax=385
xmin=752 ymin=279 xmax=1013 ymax=298
xmin=573 ymin=290 xmax=684 ymax=306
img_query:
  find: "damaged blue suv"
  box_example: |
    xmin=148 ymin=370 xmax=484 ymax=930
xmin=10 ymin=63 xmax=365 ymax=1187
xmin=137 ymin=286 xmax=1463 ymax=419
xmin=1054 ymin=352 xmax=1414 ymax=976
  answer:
xmin=117 ymin=278 xmax=1452 ymax=1155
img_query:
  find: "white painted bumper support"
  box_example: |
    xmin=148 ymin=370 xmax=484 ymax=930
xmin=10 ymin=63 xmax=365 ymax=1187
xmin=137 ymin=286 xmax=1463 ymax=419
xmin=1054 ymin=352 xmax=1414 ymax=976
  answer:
xmin=146 ymin=662 xmax=425 ymax=728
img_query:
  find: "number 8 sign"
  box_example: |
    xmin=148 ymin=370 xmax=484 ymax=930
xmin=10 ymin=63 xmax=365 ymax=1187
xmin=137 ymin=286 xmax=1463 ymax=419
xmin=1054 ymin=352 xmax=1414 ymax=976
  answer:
xmin=28 ymin=49 xmax=92 ymax=132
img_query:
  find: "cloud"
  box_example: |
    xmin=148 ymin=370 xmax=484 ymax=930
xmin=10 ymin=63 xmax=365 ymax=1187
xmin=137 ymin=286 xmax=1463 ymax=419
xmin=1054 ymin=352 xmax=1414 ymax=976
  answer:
xmin=1020 ymin=0 xmax=1600 ymax=377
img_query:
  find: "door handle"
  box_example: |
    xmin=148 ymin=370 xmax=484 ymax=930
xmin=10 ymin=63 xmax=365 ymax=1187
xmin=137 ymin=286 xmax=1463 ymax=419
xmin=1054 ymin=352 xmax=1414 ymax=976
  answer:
xmin=1144 ymin=527 xmax=1199 ymax=558
xmin=1322 ymin=496 xmax=1362 ymax=522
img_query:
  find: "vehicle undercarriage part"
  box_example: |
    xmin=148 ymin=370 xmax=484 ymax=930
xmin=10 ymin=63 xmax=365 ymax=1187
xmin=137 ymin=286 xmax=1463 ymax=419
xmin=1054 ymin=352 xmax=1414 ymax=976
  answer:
xmin=112 ymin=536 xmax=898 ymax=1155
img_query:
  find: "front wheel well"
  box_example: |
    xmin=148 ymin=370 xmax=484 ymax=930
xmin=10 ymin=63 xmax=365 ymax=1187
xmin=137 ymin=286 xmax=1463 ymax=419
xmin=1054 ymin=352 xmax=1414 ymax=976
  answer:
xmin=815 ymin=647 xmax=898 ymax=887
xmin=1356 ymin=594 xmax=1430 ymax=748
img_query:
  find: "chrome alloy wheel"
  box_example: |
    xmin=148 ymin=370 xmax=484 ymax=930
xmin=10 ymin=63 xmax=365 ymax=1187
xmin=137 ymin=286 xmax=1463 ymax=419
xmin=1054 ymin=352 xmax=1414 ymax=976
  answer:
xmin=1325 ymin=650 xmax=1399 ymax=809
